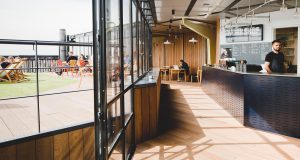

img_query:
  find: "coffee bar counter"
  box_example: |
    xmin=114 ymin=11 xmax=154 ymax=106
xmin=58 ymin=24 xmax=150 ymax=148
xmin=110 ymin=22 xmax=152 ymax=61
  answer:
xmin=202 ymin=66 xmax=300 ymax=138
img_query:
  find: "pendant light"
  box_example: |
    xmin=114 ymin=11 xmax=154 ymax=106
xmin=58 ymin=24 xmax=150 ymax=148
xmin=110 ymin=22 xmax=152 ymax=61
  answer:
xmin=280 ymin=0 xmax=288 ymax=12
xmin=163 ymin=39 xmax=172 ymax=45
xmin=188 ymin=37 xmax=198 ymax=44
xmin=294 ymin=0 xmax=300 ymax=17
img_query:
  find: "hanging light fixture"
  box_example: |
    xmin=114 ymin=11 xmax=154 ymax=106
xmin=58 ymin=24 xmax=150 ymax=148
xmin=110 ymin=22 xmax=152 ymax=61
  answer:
xmin=294 ymin=0 xmax=300 ymax=17
xmin=163 ymin=39 xmax=172 ymax=45
xmin=280 ymin=0 xmax=288 ymax=12
xmin=189 ymin=37 xmax=198 ymax=44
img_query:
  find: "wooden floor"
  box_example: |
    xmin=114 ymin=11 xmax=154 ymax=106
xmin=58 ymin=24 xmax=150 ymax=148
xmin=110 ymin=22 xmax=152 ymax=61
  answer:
xmin=0 ymin=74 xmax=122 ymax=143
xmin=133 ymin=81 xmax=300 ymax=160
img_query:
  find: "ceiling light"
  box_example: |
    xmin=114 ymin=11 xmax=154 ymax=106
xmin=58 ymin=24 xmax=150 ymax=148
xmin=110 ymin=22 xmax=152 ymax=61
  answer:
xmin=188 ymin=37 xmax=198 ymax=43
xmin=163 ymin=40 xmax=172 ymax=45
xmin=280 ymin=0 xmax=288 ymax=12
xmin=294 ymin=0 xmax=300 ymax=17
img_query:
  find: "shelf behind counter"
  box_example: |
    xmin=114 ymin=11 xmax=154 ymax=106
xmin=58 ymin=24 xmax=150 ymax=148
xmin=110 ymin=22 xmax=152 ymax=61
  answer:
xmin=202 ymin=66 xmax=300 ymax=138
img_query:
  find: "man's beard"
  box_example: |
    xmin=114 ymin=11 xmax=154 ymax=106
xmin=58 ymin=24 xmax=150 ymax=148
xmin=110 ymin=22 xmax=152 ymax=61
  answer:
xmin=273 ymin=48 xmax=280 ymax=52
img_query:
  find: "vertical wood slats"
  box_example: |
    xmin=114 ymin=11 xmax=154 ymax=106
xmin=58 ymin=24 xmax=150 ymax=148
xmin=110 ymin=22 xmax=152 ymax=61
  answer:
xmin=152 ymin=32 xmax=207 ymax=74
xmin=134 ymin=75 xmax=161 ymax=144
xmin=0 ymin=126 xmax=95 ymax=160
xmin=36 ymin=137 xmax=53 ymax=160
xmin=134 ymin=88 xmax=143 ymax=144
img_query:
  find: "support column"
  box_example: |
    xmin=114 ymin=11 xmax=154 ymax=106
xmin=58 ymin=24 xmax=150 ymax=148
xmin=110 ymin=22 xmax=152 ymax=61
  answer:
xmin=59 ymin=29 xmax=67 ymax=61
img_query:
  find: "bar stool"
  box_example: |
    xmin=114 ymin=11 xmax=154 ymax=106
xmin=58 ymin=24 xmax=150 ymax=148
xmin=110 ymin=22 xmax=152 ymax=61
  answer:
xmin=160 ymin=68 xmax=169 ymax=80
xmin=197 ymin=68 xmax=202 ymax=83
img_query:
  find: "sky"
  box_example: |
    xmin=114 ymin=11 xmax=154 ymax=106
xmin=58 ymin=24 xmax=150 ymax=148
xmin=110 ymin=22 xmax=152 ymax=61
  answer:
xmin=0 ymin=0 xmax=132 ymax=56
xmin=0 ymin=0 xmax=92 ymax=55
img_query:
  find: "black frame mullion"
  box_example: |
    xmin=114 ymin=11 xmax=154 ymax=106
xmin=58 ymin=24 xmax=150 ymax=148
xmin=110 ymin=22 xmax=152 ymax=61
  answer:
xmin=136 ymin=1 xmax=140 ymax=77
xmin=119 ymin=0 xmax=126 ymax=159
xmin=93 ymin=0 xmax=153 ymax=159
xmin=100 ymin=0 xmax=108 ymax=159
xmin=92 ymin=0 xmax=100 ymax=158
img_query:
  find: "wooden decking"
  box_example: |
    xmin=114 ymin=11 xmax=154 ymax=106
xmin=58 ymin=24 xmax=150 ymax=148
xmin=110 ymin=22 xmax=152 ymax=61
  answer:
xmin=0 ymin=75 xmax=122 ymax=143
xmin=133 ymin=82 xmax=300 ymax=160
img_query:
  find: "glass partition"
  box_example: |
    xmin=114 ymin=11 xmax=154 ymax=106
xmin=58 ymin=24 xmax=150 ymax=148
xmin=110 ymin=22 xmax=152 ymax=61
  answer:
xmin=132 ymin=2 xmax=138 ymax=81
xmin=123 ymin=0 xmax=132 ymax=88
xmin=106 ymin=0 xmax=121 ymax=102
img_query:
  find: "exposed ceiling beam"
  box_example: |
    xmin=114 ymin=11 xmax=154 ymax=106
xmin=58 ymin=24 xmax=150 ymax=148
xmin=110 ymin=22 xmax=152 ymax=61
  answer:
xmin=274 ymin=1 xmax=293 ymax=8
xmin=156 ymin=18 xmax=182 ymax=24
xmin=222 ymin=0 xmax=243 ymax=12
xmin=149 ymin=0 xmax=158 ymax=23
xmin=228 ymin=2 xmax=280 ymax=12
xmin=185 ymin=18 xmax=216 ymax=25
xmin=225 ymin=11 xmax=236 ymax=16
xmin=184 ymin=0 xmax=197 ymax=16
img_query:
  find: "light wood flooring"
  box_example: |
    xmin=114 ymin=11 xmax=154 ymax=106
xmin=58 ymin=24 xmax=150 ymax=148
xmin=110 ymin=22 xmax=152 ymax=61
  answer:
xmin=0 ymin=75 xmax=122 ymax=143
xmin=133 ymin=82 xmax=300 ymax=160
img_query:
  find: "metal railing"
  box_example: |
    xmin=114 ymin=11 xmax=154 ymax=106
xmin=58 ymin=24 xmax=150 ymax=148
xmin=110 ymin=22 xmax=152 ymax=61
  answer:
xmin=0 ymin=39 xmax=94 ymax=138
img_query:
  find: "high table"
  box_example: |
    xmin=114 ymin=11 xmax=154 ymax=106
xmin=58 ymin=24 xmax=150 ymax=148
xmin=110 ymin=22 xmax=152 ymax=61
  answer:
xmin=202 ymin=66 xmax=300 ymax=139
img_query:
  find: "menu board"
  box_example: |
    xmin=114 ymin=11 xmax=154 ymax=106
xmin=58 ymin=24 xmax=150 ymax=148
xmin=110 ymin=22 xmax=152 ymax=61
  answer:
xmin=225 ymin=24 xmax=263 ymax=43
xmin=220 ymin=42 xmax=272 ymax=64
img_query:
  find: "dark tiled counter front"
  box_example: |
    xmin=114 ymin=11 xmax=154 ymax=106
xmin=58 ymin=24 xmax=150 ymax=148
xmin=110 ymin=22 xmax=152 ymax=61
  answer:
xmin=202 ymin=66 xmax=300 ymax=138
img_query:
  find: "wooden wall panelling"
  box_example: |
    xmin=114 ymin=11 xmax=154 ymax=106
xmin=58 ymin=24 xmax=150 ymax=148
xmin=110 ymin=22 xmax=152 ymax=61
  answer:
xmin=54 ymin=132 xmax=69 ymax=160
xmin=134 ymin=88 xmax=142 ymax=144
xmin=152 ymin=32 xmax=207 ymax=75
xmin=149 ymin=86 xmax=158 ymax=138
xmin=165 ymin=44 xmax=173 ymax=67
xmin=0 ymin=126 xmax=94 ymax=160
xmin=0 ymin=145 xmax=16 ymax=160
xmin=69 ymin=130 xmax=83 ymax=160
xmin=16 ymin=140 xmax=35 ymax=160
xmin=36 ymin=136 xmax=54 ymax=160
xmin=83 ymin=126 xmax=95 ymax=160
xmin=141 ymin=87 xmax=150 ymax=141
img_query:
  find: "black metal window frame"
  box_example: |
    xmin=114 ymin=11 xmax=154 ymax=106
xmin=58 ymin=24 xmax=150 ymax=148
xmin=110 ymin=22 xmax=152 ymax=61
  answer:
xmin=93 ymin=0 xmax=153 ymax=159
xmin=0 ymin=39 xmax=93 ymax=139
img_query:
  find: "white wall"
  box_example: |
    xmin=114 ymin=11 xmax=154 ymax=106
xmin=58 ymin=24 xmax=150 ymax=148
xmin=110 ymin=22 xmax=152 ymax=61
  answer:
xmin=220 ymin=8 xmax=300 ymax=73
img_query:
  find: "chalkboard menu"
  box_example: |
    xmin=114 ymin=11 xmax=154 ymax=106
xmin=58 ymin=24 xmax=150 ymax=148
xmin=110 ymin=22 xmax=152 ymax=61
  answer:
xmin=220 ymin=42 xmax=272 ymax=64
xmin=225 ymin=24 xmax=263 ymax=43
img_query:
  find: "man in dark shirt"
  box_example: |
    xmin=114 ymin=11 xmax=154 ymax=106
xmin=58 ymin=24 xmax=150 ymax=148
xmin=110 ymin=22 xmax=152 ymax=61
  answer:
xmin=265 ymin=39 xmax=285 ymax=73
xmin=180 ymin=59 xmax=189 ymax=74
xmin=66 ymin=51 xmax=78 ymax=63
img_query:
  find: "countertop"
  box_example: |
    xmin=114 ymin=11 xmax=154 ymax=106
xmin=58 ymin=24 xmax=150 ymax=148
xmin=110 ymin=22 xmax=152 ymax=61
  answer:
xmin=135 ymin=68 xmax=160 ymax=88
xmin=205 ymin=66 xmax=300 ymax=78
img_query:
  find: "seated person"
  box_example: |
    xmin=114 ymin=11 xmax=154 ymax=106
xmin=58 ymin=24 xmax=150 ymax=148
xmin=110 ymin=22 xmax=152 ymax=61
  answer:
xmin=0 ymin=56 xmax=11 ymax=69
xmin=179 ymin=59 xmax=189 ymax=74
xmin=77 ymin=54 xmax=86 ymax=67
xmin=178 ymin=59 xmax=189 ymax=81
xmin=7 ymin=56 xmax=15 ymax=63
xmin=66 ymin=51 xmax=78 ymax=63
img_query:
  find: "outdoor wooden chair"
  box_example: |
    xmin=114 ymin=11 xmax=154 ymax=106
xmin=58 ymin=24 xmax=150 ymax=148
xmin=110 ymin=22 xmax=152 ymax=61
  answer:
xmin=0 ymin=62 xmax=19 ymax=82
xmin=12 ymin=61 xmax=26 ymax=80
xmin=69 ymin=60 xmax=78 ymax=77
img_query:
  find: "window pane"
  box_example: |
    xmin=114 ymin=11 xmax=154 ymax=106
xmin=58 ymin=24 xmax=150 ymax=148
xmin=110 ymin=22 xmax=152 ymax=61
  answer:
xmin=124 ymin=89 xmax=132 ymax=123
xmin=0 ymin=97 xmax=38 ymax=141
xmin=109 ymin=136 xmax=123 ymax=160
xmin=125 ymin=119 xmax=133 ymax=160
xmin=107 ymin=99 xmax=122 ymax=150
xmin=123 ymin=0 xmax=132 ymax=88
xmin=139 ymin=15 xmax=144 ymax=75
xmin=144 ymin=24 xmax=148 ymax=72
xmin=106 ymin=0 xmax=121 ymax=102
xmin=132 ymin=2 xmax=138 ymax=81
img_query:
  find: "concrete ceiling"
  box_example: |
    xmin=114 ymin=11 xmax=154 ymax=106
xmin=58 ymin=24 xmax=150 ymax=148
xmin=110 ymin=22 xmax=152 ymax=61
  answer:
xmin=152 ymin=0 xmax=299 ymax=34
